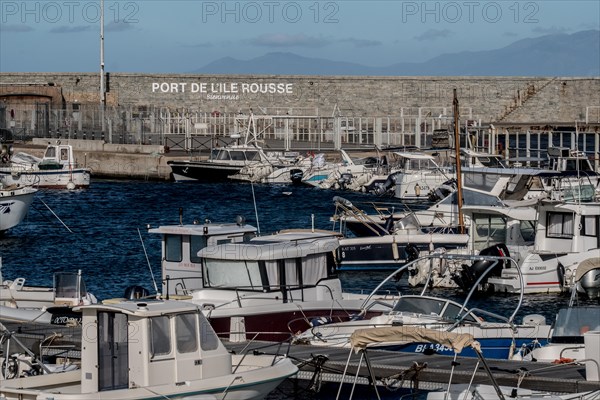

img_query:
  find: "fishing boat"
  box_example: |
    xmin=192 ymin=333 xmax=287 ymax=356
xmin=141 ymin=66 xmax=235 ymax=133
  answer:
xmin=0 ymin=299 xmax=298 ymax=399
xmin=294 ymin=253 xmax=551 ymax=360
xmin=0 ymin=184 xmax=36 ymax=234
xmin=146 ymin=218 xmax=398 ymax=342
xmin=0 ymin=142 xmax=90 ymax=189
xmin=167 ymin=113 xmax=277 ymax=182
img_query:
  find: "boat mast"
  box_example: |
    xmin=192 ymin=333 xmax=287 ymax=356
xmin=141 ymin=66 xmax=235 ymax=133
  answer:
xmin=453 ymin=89 xmax=465 ymax=234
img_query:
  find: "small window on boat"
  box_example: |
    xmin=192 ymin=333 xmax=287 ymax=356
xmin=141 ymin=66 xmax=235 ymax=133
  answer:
xmin=176 ymin=313 xmax=198 ymax=353
xmin=229 ymin=151 xmax=245 ymax=161
xmin=581 ymin=216 xmax=598 ymax=237
xmin=393 ymin=297 xmax=445 ymax=315
xmin=216 ymin=150 xmax=231 ymax=161
xmin=190 ymin=235 xmax=208 ymax=263
xmin=519 ymin=220 xmax=536 ymax=242
xmin=198 ymin=311 xmax=219 ymax=350
xmin=44 ymin=146 xmax=56 ymax=158
xmin=547 ymin=212 xmax=574 ymax=238
xmin=149 ymin=316 xmax=171 ymax=357
xmin=165 ymin=235 xmax=183 ymax=262
xmin=60 ymin=148 xmax=69 ymax=161
xmin=245 ymin=151 xmax=259 ymax=161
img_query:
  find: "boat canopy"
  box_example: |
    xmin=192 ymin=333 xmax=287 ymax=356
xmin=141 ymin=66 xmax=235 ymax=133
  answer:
xmin=198 ymin=237 xmax=339 ymax=261
xmin=349 ymin=326 xmax=481 ymax=353
xmin=575 ymin=258 xmax=600 ymax=282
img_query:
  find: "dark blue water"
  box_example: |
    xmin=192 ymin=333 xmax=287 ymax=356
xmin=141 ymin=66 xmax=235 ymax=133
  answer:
xmin=2 ymin=180 xmax=598 ymax=399
xmin=2 ymin=180 xmax=596 ymax=319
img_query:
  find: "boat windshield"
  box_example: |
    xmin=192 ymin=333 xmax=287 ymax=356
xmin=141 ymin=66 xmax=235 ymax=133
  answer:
xmin=203 ymin=259 xmax=263 ymax=290
xmin=392 ymin=296 xmax=477 ymax=322
xmin=551 ymin=307 xmax=600 ymax=343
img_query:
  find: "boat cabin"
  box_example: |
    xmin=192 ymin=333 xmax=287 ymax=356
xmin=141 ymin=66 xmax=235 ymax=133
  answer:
xmin=148 ymin=219 xmax=257 ymax=296
xmin=78 ymin=300 xmax=231 ymax=393
xmin=38 ymin=143 xmax=78 ymax=170
xmin=195 ymin=231 xmax=340 ymax=302
xmin=210 ymin=146 xmax=261 ymax=162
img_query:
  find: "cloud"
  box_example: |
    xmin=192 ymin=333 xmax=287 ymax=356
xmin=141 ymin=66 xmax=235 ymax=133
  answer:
xmin=413 ymin=29 xmax=453 ymax=41
xmin=0 ymin=24 xmax=34 ymax=32
xmin=50 ymin=25 xmax=92 ymax=33
xmin=105 ymin=21 xmax=135 ymax=32
xmin=248 ymin=33 xmax=331 ymax=47
xmin=339 ymin=38 xmax=382 ymax=48
xmin=532 ymin=26 xmax=570 ymax=35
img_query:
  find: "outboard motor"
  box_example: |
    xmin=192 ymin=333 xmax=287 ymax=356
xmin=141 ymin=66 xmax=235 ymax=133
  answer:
xmin=123 ymin=285 xmax=150 ymax=300
xmin=375 ymin=172 xmax=400 ymax=195
xmin=428 ymin=178 xmax=457 ymax=202
xmin=452 ymin=244 xmax=510 ymax=293
xmin=337 ymin=173 xmax=353 ymax=190
xmin=290 ymin=168 xmax=304 ymax=184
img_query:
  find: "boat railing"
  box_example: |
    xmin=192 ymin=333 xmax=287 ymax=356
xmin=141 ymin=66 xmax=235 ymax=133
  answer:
xmin=230 ymin=332 xmax=294 ymax=372
xmin=359 ymin=253 xmax=524 ymax=329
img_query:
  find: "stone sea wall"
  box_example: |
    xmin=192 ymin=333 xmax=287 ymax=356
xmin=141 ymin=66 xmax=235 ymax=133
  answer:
xmin=1 ymin=73 xmax=599 ymax=123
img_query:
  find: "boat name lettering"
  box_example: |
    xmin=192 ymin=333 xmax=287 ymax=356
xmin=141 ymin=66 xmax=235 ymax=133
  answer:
xmin=359 ymin=245 xmax=372 ymax=251
xmin=415 ymin=343 xmax=450 ymax=353
xmin=531 ymin=265 xmax=546 ymax=270
xmin=151 ymin=82 xmax=294 ymax=95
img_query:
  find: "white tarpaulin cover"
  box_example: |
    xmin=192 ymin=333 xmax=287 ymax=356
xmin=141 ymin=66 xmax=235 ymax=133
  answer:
xmin=575 ymin=258 xmax=600 ymax=282
xmin=349 ymin=326 xmax=482 ymax=353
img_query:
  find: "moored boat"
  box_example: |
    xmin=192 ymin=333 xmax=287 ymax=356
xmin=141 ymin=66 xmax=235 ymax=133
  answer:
xmin=0 ymin=299 xmax=298 ymax=399
xmin=0 ymin=142 xmax=90 ymax=189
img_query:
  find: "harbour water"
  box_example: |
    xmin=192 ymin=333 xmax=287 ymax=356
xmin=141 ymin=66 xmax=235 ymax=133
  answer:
xmin=2 ymin=180 xmax=597 ymax=399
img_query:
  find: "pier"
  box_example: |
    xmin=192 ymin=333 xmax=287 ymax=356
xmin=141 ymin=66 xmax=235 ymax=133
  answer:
xmin=225 ymin=340 xmax=600 ymax=395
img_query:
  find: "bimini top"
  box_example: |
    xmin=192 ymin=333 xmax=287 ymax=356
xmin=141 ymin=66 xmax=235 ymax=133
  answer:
xmin=350 ymin=326 xmax=481 ymax=353
xmin=198 ymin=230 xmax=340 ymax=261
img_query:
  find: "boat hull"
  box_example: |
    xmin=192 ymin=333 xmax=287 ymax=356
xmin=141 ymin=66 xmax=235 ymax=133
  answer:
xmin=0 ymin=169 xmax=90 ymax=188
xmin=337 ymin=234 xmax=469 ymax=270
xmin=167 ymin=160 xmax=244 ymax=182
xmin=0 ymin=187 xmax=36 ymax=232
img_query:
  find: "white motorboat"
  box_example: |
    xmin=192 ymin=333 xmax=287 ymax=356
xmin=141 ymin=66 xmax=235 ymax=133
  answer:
xmin=294 ymin=253 xmax=551 ymax=360
xmin=302 ymin=150 xmax=392 ymax=192
xmin=146 ymin=218 xmax=398 ymax=342
xmin=376 ymin=152 xmax=455 ymax=200
xmin=0 ymin=268 xmax=97 ymax=324
xmin=0 ymin=142 xmax=90 ymax=189
xmin=458 ymin=199 xmax=600 ymax=294
xmin=0 ymin=299 xmax=298 ymax=399
xmin=0 ymin=184 xmax=36 ymax=234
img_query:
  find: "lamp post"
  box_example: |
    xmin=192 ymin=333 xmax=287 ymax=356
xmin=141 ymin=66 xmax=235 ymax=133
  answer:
xmin=100 ymin=0 xmax=106 ymax=139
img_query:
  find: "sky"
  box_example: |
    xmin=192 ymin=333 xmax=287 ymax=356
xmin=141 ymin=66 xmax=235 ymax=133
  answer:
xmin=1 ymin=0 xmax=599 ymax=72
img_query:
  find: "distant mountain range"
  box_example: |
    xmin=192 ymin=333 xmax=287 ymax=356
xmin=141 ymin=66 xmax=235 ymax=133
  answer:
xmin=193 ymin=30 xmax=600 ymax=76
